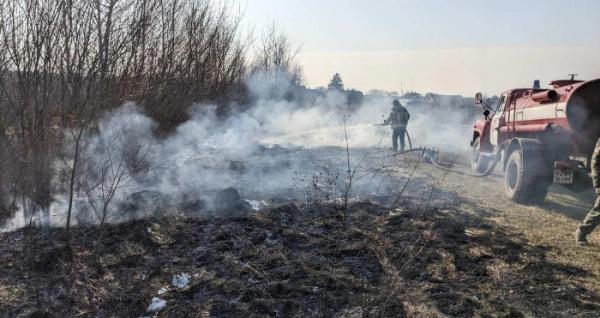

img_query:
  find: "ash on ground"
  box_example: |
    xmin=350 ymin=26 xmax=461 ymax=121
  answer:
xmin=2 ymin=196 xmax=595 ymax=317
xmin=1 ymin=144 xmax=410 ymax=230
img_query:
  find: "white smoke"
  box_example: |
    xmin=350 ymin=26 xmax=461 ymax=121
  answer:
xmin=1 ymin=71 xmax=478 ymax=231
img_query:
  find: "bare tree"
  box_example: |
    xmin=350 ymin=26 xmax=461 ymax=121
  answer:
xmin=251 ymin=24 xmax=303 ymax=85
xmin=0 ymin=0 xmax=252 ymax=235
xmin=78 ymin=131 xmax=145 ymax=261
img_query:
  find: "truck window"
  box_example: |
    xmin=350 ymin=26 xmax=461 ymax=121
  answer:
xmin=496 ymin=95 xmax=507 ymax=112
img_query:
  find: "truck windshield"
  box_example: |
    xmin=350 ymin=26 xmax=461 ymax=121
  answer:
xmin=496 ymin=95 xmax=506 ymax=112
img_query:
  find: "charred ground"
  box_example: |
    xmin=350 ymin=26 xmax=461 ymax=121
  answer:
xmin=1 ymin=152 xmax=600 ymax=317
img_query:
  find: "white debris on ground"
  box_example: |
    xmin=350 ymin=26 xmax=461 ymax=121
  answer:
xmin=147 ymin=297 xmax=167 ymax=312
xmin=157 ymin=286 xmax=169 ymax=295
xmin=171 ymin=273 xmax=191 ymax=289
xmin=247 ymin=200 xmax=268 ymax=211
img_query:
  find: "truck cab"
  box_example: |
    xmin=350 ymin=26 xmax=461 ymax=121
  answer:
xmin=471 ymin=91 xmax=514 ymax=172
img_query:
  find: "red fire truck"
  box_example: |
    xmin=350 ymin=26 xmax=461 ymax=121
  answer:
xmin=471 ymin=76 xmax=600 ymax=203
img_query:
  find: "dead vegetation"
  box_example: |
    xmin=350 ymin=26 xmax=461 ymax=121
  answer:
xmin=0 ymin=0 xmax=302 ymax=227
xmin=2 ymin=187 xmax=599 ymax=317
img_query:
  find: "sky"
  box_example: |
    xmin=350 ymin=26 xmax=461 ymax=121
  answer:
xmin=239 ymin=0 xmax=600 ymax=96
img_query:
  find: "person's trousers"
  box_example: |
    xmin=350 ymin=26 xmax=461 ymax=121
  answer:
xmin=579 ymin=196 xmax=600 ymax=235
xmin=392 ymin=128 xmax=406 ymax=151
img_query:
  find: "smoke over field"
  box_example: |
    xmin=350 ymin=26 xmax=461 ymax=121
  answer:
xmin=0 ymin=72 xmax=479 ymax=232
xmin=4 ymin=1 xmax=600 ymax=317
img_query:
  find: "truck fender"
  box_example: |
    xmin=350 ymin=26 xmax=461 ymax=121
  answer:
xmin=471 ymin=119 xmax=492 ymax=152
xmin=470 ymin=131 xmax=480 ymax=147
xmin=503 ymin=138 xmax=551 ymax=177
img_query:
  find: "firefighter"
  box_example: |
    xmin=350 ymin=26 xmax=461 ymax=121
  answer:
xmin=384 ymin=100 xmax=410 ymax=151
xmin=575 ymin=138 xmax=600 ymax=246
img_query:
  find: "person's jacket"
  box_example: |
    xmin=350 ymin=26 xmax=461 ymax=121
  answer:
xmin=385 ymin=105 xmax=410 ymax=129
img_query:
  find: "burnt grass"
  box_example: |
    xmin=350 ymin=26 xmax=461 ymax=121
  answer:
xmin=1 ymin=200 xmax=599 ymax=317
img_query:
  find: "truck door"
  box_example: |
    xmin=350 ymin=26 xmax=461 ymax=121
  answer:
xmin=515 ymin=91 xmax=527 ymax=122
xmin=503 ymin=92 xmax=517 ymax=141
xmin=490 ymin=94 xmax=507 ymax=146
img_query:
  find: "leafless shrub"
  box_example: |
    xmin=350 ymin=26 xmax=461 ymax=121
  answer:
xmin=251 ymin=24 xmax=303 ymax=86
xmin=390 ymin=151 xmax=424 ymax=208
xmin=339 ymin=105 xmax=357 ymax=225
xmin=78 ymin=133 xmax=148 ymax=267
xmin=303 ymin=170 xmax=340 ymax=228
xmin=0 ymin=0 xmax=253 ymax=231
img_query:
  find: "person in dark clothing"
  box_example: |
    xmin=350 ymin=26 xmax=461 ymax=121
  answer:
xmin=384 ymin=100 xmax=410 ymax=151
xmin=575 ymin=137 xmax=600 ymax=245
xmin=392 ymin=129 xmax=406 ymax=152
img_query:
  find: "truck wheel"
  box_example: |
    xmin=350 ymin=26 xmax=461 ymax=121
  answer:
xmin=504 ymin=149 xmax=551 ymax=204
xmin=471 ymin=137 xmax=491 ymax=173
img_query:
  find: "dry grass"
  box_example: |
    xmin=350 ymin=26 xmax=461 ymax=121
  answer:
xmin=2 ymin=198 xmax=599 ymax=317
xmin=1 ymin=153 xmax=600 ymax=317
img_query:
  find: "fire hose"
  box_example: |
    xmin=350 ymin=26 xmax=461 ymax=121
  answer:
xmin=380 ymin=126 xmax=499 ymax=178
xmin=431 ymin=153 xmax=499 ymax=177
xmin=406 ymin=130 xmax=413 ymax=151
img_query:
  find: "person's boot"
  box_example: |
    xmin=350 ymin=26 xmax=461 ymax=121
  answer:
xmin=574 ymin=229 xmax=589 ymax=246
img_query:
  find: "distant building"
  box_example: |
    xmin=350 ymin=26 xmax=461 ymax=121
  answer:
xmin=424 ymin=93 xmax=464 ymax=108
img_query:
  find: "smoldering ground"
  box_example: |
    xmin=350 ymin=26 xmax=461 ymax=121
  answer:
xmin=0 ymin=73 xmax=479 ymax=231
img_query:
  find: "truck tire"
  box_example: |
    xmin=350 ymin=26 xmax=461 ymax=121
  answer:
xmin=471 ymin=137 xmax=491 ymax=173
xmin=504 ymin=149 xmax=551 ymax=204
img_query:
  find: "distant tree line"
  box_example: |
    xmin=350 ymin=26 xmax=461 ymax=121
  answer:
xmin=326 ymin=73 xmax=363 ymax=108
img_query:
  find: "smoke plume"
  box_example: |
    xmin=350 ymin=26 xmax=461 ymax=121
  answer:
xmin=1 ymin=71 xmax=477 ymax=231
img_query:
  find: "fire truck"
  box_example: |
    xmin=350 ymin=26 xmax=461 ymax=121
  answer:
xmin=470 ymin=76 xmax=600 ymax=204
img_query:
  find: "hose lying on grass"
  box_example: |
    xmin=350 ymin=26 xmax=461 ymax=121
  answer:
xmin=391 ymin=129 xmax=500 ymax=178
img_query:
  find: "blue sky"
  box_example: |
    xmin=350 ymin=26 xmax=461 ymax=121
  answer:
xmin=240 ymin=0 xmax=600 ymax=94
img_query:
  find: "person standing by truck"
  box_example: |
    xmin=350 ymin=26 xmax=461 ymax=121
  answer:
xmin=575 ymin=138 xmax=600 ymax=246
xmin=384 ymin=100 xmax=410 ymax=151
